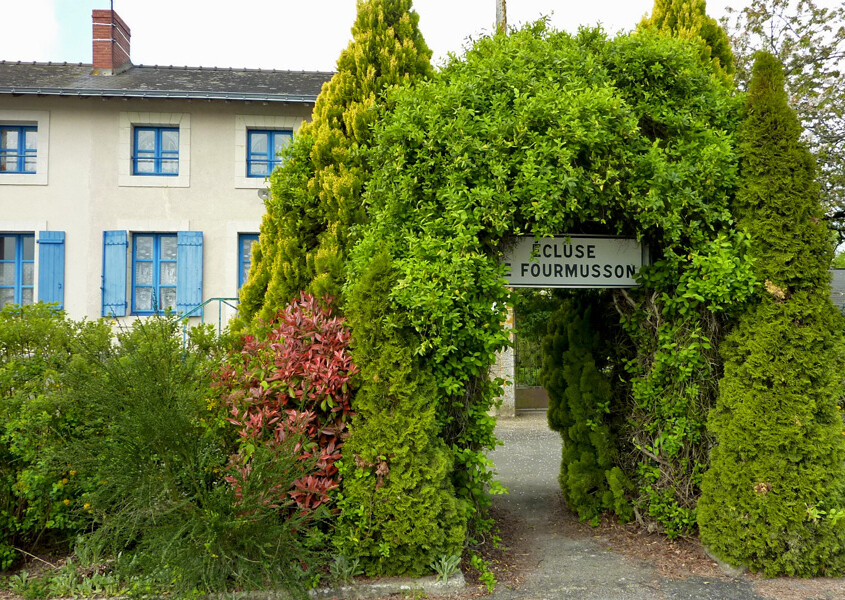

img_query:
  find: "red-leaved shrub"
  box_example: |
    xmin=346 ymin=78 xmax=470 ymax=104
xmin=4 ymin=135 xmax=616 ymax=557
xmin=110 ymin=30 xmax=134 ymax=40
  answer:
xmin=215 ymin=294 xmax=356 ymax=512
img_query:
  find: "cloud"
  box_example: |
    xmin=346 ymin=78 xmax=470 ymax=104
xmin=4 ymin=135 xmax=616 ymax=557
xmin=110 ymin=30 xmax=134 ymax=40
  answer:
xmin=0 ymin=0 xmax=60 ymax=62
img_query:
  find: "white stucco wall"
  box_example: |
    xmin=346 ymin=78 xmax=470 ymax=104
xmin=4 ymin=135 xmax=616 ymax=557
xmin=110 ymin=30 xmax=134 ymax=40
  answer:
xmin=0 ymin=95 xmax=312 ymax=322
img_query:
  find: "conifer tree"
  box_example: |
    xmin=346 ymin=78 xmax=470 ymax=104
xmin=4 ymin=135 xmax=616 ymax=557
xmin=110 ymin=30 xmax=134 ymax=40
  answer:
xmin=238 ymin=0 xmax=432 ymax=325
xmin=338 ymin=252 xmax=466 ymax=574
xmin=698 ymin=52 xmax=845 ymax=576
xmin=640 ymin=0 xmax=735 ymax=80
xmin=542 ymin=296 xmax=633 ymax=523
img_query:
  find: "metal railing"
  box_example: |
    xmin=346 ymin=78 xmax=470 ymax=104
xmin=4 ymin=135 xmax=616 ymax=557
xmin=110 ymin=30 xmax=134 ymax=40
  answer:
xmin=173 ymin=297 xmax=240 ymax=339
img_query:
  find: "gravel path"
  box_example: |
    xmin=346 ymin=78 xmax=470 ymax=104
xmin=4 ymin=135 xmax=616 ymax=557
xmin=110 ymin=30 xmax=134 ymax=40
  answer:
xmin=487 ymin=414 xmax=771 ymax=600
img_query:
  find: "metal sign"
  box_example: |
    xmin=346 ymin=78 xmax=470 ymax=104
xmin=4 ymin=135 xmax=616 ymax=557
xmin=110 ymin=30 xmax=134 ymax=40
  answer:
xmin=502 ymin=235 xmax=646 ymax=288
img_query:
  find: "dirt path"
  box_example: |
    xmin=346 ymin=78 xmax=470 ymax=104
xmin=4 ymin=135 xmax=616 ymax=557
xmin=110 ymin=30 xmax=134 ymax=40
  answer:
xmin=486 ymin=414 xmax=845 ymax=600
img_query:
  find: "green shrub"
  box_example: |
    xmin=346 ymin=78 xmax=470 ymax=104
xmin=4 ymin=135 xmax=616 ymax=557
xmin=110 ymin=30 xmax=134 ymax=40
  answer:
xmin=698 ymin=52 xmax=845 ymax=576
xmin=638 ymin=0 xmax=735 ymax=81
xmin=337 ymin=252 xmax=466 ymax=575
xmin=346 ymin=20 xmax=752 ymax=544
xmin=542 ymin=295 xmax=633 ymax=523
xmin=0 ymin=303 xmax=111 ymax=569
xmin=64 ymin=318 xmax=325 ymax=597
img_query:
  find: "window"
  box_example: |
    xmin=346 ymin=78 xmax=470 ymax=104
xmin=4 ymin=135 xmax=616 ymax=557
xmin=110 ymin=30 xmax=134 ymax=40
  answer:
xmin=132 ymin=234 xmax=177 ymax=314
xmin=0 ymin=111 xmax=49 ymax=185
xmin=103 ymin=230 xmax=202 ymax=317
xmin=0 ymin=234 xmax=34 ymax=306
xmin=0 ymin=126 xmax=37 ymax=174
xmin=247 ymin=130 xmax=292 ymax=177
xmin=239 ymin=234 xmax=259 ymax=289
xmin=120 ymin=113 xmax=189 ymax=187
xmin=133 ymin=127 xmax=179 ymax=176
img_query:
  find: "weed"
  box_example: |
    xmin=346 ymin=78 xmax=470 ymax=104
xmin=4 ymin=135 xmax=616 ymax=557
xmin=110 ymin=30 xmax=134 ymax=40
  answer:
xmin=429 ymin=554 xmax=461 ymax=583
xmin=329 ymin=555 xmax=363 ymax=586
xmin=470 ymin=553 xmax=496 ymax=593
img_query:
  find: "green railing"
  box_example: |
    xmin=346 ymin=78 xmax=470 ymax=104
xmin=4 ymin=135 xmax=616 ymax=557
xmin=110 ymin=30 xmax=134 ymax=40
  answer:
xmin=174 ymin=297 xmax=240 ymax=339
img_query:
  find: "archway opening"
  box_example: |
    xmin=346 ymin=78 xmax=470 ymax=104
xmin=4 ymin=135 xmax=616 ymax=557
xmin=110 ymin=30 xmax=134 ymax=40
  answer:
xmin=335 ymin=23 xmax=755 ymax=571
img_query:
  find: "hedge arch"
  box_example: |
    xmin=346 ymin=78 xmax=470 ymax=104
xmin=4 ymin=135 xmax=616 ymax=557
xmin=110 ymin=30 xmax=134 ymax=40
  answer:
xmin=335 ymin=23 xmax=758 ymax=574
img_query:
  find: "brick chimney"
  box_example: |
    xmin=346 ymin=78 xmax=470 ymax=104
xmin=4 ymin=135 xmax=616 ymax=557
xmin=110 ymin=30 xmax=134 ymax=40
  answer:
xmin=92 ymin=9 xmax=131 ymax=75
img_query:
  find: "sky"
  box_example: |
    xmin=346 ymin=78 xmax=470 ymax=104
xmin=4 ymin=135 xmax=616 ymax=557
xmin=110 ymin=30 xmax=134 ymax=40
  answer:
xmin=0 ymin=0 xmax=742 ymax=72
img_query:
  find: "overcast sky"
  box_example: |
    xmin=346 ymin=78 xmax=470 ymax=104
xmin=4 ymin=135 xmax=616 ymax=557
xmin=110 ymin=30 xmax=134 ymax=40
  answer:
xmin=1 ymin=0 xmax=746 ymax=72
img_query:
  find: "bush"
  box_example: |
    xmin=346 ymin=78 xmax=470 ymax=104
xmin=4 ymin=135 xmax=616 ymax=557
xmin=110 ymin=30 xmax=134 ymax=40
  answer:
xmin=65 ymin=318 xmax=325 ymax=597
xmin=348 ymin=22 xmax=752 ymax=542
xmin=0 ymin=303 xmax=110 ymax=569
xmin=542 ymin=295 xmax=633 ymax=523
xmin=698 ymin=52 xmax=845 ymax=576
xmin=215 ymin=293 xmax=356 ymax=513
xmin=338 ymin=252 xmax=467 ymax=575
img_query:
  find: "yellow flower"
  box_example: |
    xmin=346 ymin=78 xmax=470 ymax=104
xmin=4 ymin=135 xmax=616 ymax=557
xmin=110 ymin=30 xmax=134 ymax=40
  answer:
xmin=69 ymin=470 xmax=77 ymax=476
xmin=83 ymin=503 xmax=91 ymax=509
xmin=62 ymin=499 xmax=70 ymax=505
xmin=61 ymin=478 xmax=69 ymax=484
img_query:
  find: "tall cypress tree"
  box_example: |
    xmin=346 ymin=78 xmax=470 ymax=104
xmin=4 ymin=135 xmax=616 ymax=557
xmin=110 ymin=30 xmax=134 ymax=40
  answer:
xmin=238 ymin=0 xmax=432 ymax=325
xmin=698 ymin=52 xmax=845 ymax=576
xmin=639 ymin=0 xmax=735 ymax=80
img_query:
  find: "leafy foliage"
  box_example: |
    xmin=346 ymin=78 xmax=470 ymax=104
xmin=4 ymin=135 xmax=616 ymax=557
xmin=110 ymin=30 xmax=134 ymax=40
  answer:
xmin=336 ymin=252 xmax=467 ymax=575
xmin=348 ymin=21 xmax=753 ymax=540
xmin=216 ymin=293 xmax=356 ymax=513
xmin=0 ymin=304 xmax=110 ymax=569
xmin=513 ymin=289 xmax=560 ymax=386
xmin=237 ymin=0 xmax=433 ymax=325
xmin=722 ymin=0 xmax=845 ymax=238
xmin=64 ymin=318 xmax=325 ymax=597
xmin=430 ymin=554 xmax=461 ymax=583
xmin=698 ymin=52 xmax=845 ymax=576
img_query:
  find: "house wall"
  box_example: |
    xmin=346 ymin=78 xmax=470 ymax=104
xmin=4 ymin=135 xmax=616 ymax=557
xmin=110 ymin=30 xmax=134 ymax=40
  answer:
xmin=0 ymin=95 xmax=312 ymax=322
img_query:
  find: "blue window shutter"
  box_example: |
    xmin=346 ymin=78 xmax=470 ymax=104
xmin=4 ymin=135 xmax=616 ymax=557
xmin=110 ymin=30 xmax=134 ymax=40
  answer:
xmin=176 ymin=231 xmax=203 ymax=315
xmin=37 ymin=231 xmax=65 ymax=308
xmin=102 ymin=230 xmax=128 ymax=317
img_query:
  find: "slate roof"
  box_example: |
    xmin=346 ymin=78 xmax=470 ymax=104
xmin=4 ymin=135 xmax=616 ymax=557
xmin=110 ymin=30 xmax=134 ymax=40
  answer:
xmin=0 ymin=61 xmax=333 ymax=103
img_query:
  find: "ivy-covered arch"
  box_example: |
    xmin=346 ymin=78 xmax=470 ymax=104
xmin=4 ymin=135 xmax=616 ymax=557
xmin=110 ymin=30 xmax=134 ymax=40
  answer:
xmin=336 ymin=23 xmax=758 ymax=573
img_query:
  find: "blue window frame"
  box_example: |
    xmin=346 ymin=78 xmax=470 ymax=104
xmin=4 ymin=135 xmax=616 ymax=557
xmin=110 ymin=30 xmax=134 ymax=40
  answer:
xmin=247 ymin=129 xmax=292 ymax=177
xmin=0 ymin=126 xmax=37 ymax=174
xmin=133 ymin=127 xmax=179 ymax=176
xmin=132 ymin=234 xmax=178 ymax=314
xmin=0 ymin=234 xmax=34 ymax=306
xmin=239 ymin=234 xmax=259 ymax=289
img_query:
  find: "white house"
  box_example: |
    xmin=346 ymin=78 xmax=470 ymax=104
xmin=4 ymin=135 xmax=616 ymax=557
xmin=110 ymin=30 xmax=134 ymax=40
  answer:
xmin=0 ymin=9 xmax=331 ymax=323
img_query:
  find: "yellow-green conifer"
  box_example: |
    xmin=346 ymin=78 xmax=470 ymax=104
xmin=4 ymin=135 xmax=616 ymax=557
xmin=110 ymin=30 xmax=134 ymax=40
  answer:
xmin=698 ymin=52 xmax=845 ymax=576
xmin=640 ymin=0 xmax=735 ymax=81
xmin=238 ymin=0 xmax=432 ymax=325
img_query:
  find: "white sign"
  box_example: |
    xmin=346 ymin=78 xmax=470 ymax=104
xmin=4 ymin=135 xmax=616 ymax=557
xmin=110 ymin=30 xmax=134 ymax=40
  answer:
xmin=502 ymin=235 xmax=645 ymax=288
